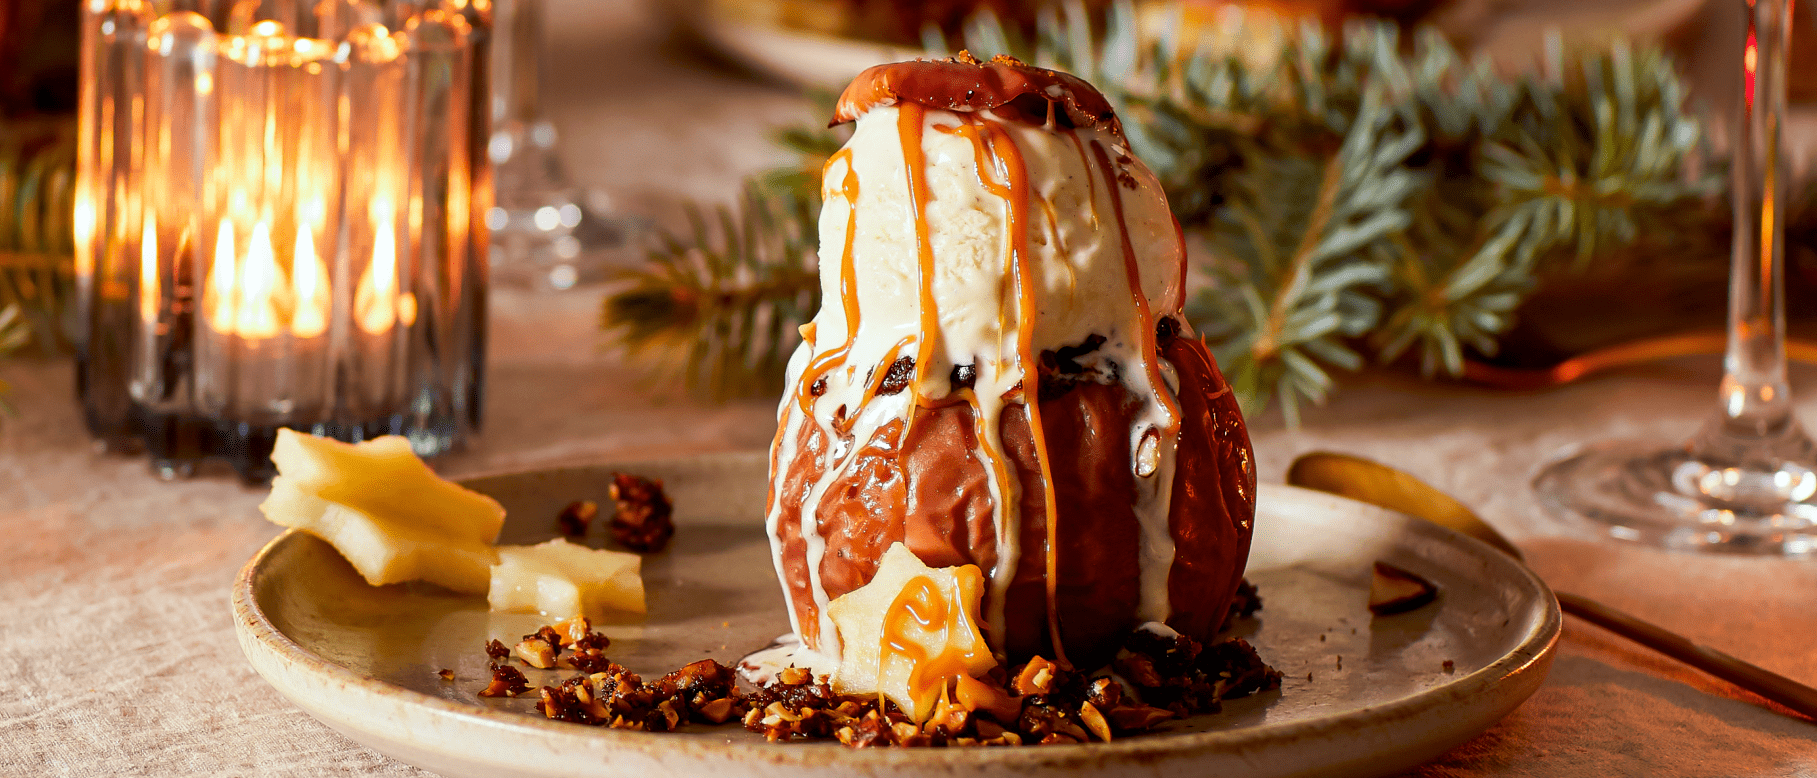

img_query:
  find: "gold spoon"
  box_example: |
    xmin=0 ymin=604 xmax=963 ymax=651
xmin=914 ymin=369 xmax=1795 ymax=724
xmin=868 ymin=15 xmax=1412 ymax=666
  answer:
xmin=1286 ymin=450 xmax=1817 ymax=721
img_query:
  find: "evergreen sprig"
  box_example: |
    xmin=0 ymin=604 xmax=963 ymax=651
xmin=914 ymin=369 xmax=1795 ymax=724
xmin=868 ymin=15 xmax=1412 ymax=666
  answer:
xmin=0 ymin=125 xmax=75 ymax=356
xmin=0 ymin=123 xmax=78 ymax=421
xmin=603 ymin=4 xmax=1722 ymax=421
xmin=602 ymin=179 xmax=823 ymax=400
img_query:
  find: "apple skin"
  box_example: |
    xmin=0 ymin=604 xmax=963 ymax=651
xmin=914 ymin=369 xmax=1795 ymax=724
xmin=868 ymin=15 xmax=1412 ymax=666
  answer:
xmin=768 ymin=332 xmax=1256 ymax=669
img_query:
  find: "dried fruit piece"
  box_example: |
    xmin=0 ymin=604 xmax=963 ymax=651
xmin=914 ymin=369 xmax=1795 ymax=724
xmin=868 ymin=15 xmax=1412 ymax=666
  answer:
xmin=557 ymin=500 xmax=598 ymax=539
xmin=608 ymin=473 xmax=675 ymax=552
xmin=1368 ymin=561 xmax=1438 ymax=615
xmin=479 ymin=663 xmax=530 ymax=697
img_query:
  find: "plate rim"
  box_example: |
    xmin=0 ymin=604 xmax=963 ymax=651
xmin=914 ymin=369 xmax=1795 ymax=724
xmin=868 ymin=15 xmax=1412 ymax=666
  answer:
xmin=233 ymin=454 xmax=1562 ymax=770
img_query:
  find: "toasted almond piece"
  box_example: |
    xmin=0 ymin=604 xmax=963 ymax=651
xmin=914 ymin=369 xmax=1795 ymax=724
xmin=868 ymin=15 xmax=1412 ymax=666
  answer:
xmin=514 ymin=637 xmax=558 ymax=669
xmin=1014 ymin=657 xmax=1059 ymax=696
xmin=1079 ymin=701 xmax=1113 ymax=742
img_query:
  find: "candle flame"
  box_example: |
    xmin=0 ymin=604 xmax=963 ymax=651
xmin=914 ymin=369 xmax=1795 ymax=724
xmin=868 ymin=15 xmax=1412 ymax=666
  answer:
xmin=234 ymin=221 xmax=284 ymax=339
xmin=1745 ymin=30 xmax=1758 ymax=108
xmin=74 ymin=196 xmax=97 ymax=278
xmin=291 ymin=226 xmax=330 ymax=338
xmin=140 ymin=214 xmax=159 ymax=324
xmin=207 ymin=220 xmax=237 ymax=332
xmin=355 ymin=216 xmax=399 ymax=335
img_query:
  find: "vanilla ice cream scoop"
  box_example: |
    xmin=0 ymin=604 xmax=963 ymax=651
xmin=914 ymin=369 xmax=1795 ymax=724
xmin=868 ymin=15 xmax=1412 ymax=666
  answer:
xmin=758 ymin=55 xmax=1255 ymax=682
xmin=806 ymin=68 xmax=1185 ymax=407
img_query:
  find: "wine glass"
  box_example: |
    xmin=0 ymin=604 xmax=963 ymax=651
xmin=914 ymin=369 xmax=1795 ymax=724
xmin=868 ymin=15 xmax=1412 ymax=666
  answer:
xmin=1531 ymin=0 xmax=1817 ymax=555
xmin=486 ymin=0 xmax=636 ymax=291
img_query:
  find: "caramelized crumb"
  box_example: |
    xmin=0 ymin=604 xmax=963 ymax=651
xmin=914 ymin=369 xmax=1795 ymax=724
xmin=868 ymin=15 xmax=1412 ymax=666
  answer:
xmin=479 ymin=663 xmax=530 ymax=697
xmin=608 ymin=473 xmax=675 ymax=553
xmin=557 ymin=500 xmax=598 ymax=539
xmin=437 ymin=668 xmax=455 ymax=681
xmin=479 ymin=617 xmax=1280 ymax=749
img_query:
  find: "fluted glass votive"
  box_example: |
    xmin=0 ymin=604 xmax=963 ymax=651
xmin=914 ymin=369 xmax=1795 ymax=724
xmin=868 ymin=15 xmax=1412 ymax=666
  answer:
xmin=75 ymin=0 xmax=491 ymax=482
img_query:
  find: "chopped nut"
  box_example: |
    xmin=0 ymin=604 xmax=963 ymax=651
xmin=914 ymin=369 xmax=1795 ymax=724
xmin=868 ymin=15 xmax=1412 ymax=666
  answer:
xmin=557 ymin=500 xmax=599 ymax=539
xmin=608 ymin=473 xmax=675 ymax=553
xmin=479 ymin=664 xmax=530 ymax=698
xmin=437 ymin=668 xmax=455 ymax=681
xmin=696 ymin=697 xmax=735 ymax=724
xmin=515 ymin=637 xmax=558 ymax=669
xmin=955 ymin=673 xmax=1021 ymax=723
xmin=478 ymin=605 xmax=1284 ymax=749
xmin=1086 ymin=677 xmax=1123 ymax=709
xmin=554 ymin=615 xmax=593 ymax=647
xmin=1079 ymin=701 xmax=1113 ymax=742
xmin=1014 ymin=656 xmax=1060 ymax=695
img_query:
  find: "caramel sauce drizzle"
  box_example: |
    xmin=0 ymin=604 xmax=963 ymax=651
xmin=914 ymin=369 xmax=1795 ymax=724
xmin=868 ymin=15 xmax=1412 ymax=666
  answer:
xmin=982 ymin=121 xmax=1070 ymax=669
xmin=880 ymin=569 xmax=986 ymax=716
xmin=936 ymin=114 xmax=1069 ymax=667
xmin=795 ymin=149 xmax=863 ymax=416
xmin=1087 ymin=138 xmax=1182 ymax=431
xmin=898 ymin=104 xmax=943 ymax=440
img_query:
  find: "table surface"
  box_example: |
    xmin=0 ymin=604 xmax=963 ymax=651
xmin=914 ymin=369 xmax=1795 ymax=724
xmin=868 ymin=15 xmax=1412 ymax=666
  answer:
xmin=5 ymin=0 xmax=1816 ymax=775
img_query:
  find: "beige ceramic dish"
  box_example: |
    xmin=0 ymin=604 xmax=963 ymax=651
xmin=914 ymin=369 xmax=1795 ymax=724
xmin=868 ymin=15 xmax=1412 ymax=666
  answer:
xmin=233 ymin=451 xmax=1559 ymax=777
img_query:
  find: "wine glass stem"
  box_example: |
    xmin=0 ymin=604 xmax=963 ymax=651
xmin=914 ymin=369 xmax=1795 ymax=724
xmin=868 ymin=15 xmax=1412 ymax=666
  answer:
xmin=1715 ymin=0 xmax=1793 ymax=440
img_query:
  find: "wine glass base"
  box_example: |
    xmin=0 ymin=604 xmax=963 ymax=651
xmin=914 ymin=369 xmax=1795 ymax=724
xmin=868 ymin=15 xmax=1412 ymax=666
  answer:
xmin=1533 ymin=439 xmax=1817 ymax=556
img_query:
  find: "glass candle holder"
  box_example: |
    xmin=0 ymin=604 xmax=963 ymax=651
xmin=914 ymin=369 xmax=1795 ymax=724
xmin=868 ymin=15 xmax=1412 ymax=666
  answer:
xmin=75 ymin=0 xmax=491 ymax=482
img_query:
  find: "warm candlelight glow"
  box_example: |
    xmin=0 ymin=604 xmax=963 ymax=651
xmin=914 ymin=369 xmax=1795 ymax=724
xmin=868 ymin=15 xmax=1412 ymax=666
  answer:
xmin=203 ymin=219 xmax=337 ymax=340
xmin=1745 ymin=30 xmax=1758 ymax=108
xmin=235 ymin=221 xmax=284 ymax=339
xmin=207 ymin=221 xmax=236 ymax=333
xmin=291 ymin=227 xmax=330 ymax=338
xmin=74 ymin=196 xmax=97 ymax=278
xmin=356 ymin=212 xmax=399 ymax=335
xmin=139 ymin=215 xmax=158 ymax=324
xmin=205 ymin=219 xmax=292 ymax=339
xmin=74 ymin=0 xmax=484 ymax=472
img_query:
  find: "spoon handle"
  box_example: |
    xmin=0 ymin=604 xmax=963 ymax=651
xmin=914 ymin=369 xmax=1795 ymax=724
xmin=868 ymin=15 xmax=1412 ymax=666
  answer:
xmin=1555 ymin=591 xmax=1817 ymax=720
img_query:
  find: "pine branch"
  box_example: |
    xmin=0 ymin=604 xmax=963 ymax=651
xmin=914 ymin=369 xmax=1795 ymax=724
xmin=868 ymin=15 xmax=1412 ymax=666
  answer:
xmin=1189 ymin=83 xmax=1419 ymax=424
xmin=602 ymin=180 xmax=823 ymax=400
xmin=0 ymin=123 xmax=77 ymax=356
xmin=603 ymin=2 xmax=1723 ymax=421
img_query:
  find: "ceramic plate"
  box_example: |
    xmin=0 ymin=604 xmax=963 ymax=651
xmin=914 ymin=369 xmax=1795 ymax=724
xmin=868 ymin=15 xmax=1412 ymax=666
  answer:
xmin=233 ymin=451 xmax=1559 ymax=778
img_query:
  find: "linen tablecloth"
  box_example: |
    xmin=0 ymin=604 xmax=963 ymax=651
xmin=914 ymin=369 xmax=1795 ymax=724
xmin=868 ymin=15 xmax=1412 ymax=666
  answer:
xmin=4 ymin=0 xmax=1815 ymax=773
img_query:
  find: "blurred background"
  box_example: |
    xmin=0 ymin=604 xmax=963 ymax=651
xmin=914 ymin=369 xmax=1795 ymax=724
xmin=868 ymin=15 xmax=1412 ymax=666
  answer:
xmin=3 ymin=0 xmax=1815 ymax=433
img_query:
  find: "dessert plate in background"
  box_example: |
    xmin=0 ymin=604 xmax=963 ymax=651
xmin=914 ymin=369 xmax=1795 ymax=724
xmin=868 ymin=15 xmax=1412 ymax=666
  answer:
xmin=233 ymin=451 xmax=1559 ymax=778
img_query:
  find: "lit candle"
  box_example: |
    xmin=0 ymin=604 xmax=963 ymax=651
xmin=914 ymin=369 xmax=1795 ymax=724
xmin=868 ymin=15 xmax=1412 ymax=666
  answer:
xmin=233 ymin=220 xmax=283 ymax=339
xmin=291 ymin=226 xmax=330 ymax=338
xmin=138 ymin=213 xmax=158 ymax=325
xmin=356 ymin=210 xmax=398 ymax=336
